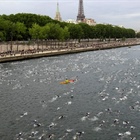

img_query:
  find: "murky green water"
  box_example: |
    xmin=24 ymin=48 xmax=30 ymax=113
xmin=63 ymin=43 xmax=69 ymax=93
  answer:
xmin=0 ymin=45 xmax=140 ymax=140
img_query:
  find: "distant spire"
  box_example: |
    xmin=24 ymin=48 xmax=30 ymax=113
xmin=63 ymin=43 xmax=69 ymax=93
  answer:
xmin=54 ymin=2 xmax=62 ymax=21
xmin=57 ymin=2 xmax=59 ymax=12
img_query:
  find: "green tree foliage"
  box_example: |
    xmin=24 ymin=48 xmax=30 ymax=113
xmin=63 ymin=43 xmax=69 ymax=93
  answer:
xmin=79 ymin=23 xmax=92 ymax=39
xmin=68 ymin=24 xmax=83 ymax=40
xmin=136 ymin=32 xmax=140 ymax=38
xmin=0 ymin=13 xmax=136 ymax=41
xmin=47 ymin=23 xmax=62 ymax=40
xmin=59 ymin=21 xmax=69 ymax=28
xmin=1 ymin=13 xmax=53 ymax=28
xmin=93 ymin=24 xmax=106 ymax=38
xmin=15 ymin=22 xmax=27 ymax=40
xmin=40 ymin=24 xmax=50 ymax=40
xmin=90 ymin=26 xmax=96 ymax=38
xmin=61 ymin=26 xmax=70 ymax=41
xmin=127 ymin=29 xmax=135 ymax=38
xmin=0 ymin=17 xmax=13 ymax=40
xmin=0 ymin=31 xmax=5 ymax=41
xmin=29 ymin=23 xmax=41 ymax=40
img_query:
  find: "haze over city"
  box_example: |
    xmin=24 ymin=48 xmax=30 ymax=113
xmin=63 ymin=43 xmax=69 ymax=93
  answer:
xmin=0 ymin=0 xmax=140 ymax=30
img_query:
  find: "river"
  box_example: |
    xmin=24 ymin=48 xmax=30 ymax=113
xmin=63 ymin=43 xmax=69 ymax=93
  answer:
xmin=0 ymin=45 xmax=140 ymax=140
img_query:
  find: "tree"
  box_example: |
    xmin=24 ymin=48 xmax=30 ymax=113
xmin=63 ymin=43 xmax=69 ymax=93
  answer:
xmin=68 ymin=24 xmax=83 ymax=41
xmin=47 ymin=23 xmax=62 ymax=40
xmin=15 ymin=22 xmax=26 ymax=40
xmin=79 ymin=23 xmax=92 ymax=40
xmin=136 ymin=32 xmax=140 ymax=38
xmin=113 ymin=26 xmax=123 ymax=38
xmin=39 ymin=24 xmax=50 ymax=40
xmin=0 ymin=18 xmax=14 ymax=41
xmin=126 ymin=29 xmax=135 ymax=38
xmin=0 ymin=31 xmax=5 ymax=41
xmin=93 ymin=24 xmax=106 ymax=39
xmin=29 ymin=23 xmax=42 ymax=48
xmin=90 ymin=26 xmax=96 ymax=39
xmin=0 ymin=13 xmax=136 ymax=41
xmin=29 ymin=23 xmax=41 ymax=40
xmin=61 ymin=26 xmax=70 ymax=41
xmin=104 ymin=24 xmax=114 ymax=38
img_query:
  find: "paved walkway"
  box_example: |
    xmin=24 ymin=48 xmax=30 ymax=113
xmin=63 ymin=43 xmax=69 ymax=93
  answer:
xmin=0 ymin=40 xmax=140 ymax=63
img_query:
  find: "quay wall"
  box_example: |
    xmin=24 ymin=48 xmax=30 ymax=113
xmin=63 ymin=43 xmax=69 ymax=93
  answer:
xmin=0 ymin=39 xmax=140 ymax=63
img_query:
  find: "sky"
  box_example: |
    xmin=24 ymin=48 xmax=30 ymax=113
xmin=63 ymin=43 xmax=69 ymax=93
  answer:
xmin=0 ymin=0 xmax=140 ymax=30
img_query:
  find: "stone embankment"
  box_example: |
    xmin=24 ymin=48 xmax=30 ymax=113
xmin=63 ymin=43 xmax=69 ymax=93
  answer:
xmin=0 ymin=39 xmax=140 ymax=63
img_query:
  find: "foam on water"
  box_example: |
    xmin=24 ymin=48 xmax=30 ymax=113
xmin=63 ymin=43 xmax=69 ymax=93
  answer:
xmin=1 ymin=45 xmax=140 ymax=140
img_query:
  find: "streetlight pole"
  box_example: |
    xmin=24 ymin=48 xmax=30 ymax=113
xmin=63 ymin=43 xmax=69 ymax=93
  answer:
xmin=10 ymin=31 xmax=13 ymax=52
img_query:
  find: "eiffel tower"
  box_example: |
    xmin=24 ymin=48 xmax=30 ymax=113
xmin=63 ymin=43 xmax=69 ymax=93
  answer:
xmin=77 ymin=0 xmax=85 ymax=22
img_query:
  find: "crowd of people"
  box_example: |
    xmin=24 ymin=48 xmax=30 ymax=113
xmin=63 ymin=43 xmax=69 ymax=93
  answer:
xmin=0 ymin=39 xmax=140 ymax=58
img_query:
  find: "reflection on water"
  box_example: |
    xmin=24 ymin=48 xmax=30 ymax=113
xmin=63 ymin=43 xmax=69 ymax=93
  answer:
xmin=0 ymin=46 xmax=140 ymax=140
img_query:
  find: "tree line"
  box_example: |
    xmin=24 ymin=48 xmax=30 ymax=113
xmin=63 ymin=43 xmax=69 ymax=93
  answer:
xmin=0 ymin=13 xmax=137 ymax=42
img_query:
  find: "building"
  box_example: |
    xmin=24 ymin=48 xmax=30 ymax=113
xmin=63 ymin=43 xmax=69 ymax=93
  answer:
xmin=66 ymin=18 xmax=96 ymax=26
xmin=84 ymin=18 xmax=96 ymax=26
xmin=66 ymin=19 xmax=77 ymax=24
xmin=54 ymin=2 xmax=62 ymax=21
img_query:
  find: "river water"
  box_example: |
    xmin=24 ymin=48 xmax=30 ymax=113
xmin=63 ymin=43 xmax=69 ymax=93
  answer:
xmin=1 ymin=45 xmax=140 ymax=140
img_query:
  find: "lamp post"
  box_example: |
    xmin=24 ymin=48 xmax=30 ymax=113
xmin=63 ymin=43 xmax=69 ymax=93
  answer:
xmin=10 ymin=31 xmax=13 ymax=52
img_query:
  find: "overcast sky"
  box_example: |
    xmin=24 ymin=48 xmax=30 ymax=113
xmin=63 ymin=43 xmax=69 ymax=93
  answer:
xmin=0 ymin=0 xmax=140 ymax=30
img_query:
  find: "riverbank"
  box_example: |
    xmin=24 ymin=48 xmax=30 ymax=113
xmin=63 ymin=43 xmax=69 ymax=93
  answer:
xmin=0 ymin=39 xmax=140 ymax=63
